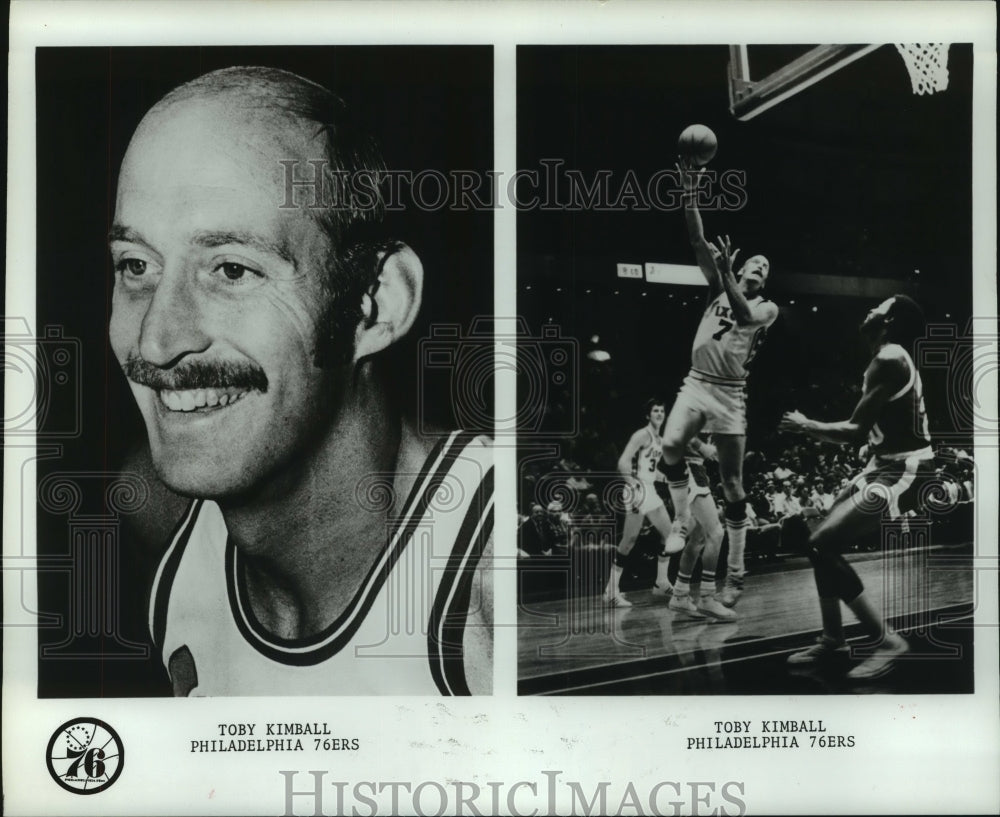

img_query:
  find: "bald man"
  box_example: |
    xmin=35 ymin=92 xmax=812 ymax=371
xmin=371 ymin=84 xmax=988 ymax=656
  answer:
xmin=111 ymin=67 xmax=492 ymax=696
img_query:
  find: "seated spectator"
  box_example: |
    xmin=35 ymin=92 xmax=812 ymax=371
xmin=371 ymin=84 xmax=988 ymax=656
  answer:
xmin=773 ymin=461 xmax=794 ymax=480
xmin=770 ymin=481 xmax=794 ymax=516
xmin=748 ymin=486 xmax=773 ymax=525
xmin=543 ymin=501 xmax=571 ymax=556
xmin=519 ymin=504 xmax=549 ymax=556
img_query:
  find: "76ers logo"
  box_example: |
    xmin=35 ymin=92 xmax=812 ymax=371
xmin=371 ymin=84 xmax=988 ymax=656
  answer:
xmin=46 ymin=718 xmax=124 ymax=794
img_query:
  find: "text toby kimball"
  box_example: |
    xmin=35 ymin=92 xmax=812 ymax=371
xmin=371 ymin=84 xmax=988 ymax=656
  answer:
xmin=280 ymin=770 xmax=747 ymax=816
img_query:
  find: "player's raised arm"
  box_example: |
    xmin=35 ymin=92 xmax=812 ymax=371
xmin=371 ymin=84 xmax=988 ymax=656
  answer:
xmin=678 ymin=159 xmax=723 ymax=293
xmin=779 ymin=350 xmax=910 ymax=445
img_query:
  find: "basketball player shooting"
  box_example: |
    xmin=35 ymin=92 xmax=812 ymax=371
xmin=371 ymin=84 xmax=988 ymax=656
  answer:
xmin=778 ymin=294 xmax=932 ymax=679
xmin=603 ymin=399 xmax=681 ymax=607
xmin=659 ymin=148 xmax=778 ymax=609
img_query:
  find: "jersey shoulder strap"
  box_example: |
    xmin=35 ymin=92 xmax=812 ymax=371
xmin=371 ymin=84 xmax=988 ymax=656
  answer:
xmin=427 ymin=433 xmax=494 ymax=695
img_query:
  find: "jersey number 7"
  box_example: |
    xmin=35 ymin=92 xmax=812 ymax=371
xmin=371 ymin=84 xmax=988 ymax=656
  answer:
xmin=712 ymin=319 xmax=733 ymax=341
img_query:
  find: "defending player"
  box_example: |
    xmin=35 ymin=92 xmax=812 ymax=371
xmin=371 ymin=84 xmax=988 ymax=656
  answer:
xmin=779 ymin=294 xmax=931 ymax=679
xmin=659 ymin=160 xmax=779 ymax=607
xmin=603 ymin=399 xmax=681 ymax=607
xmin=668 ymin=435 xmax=736 ymax=621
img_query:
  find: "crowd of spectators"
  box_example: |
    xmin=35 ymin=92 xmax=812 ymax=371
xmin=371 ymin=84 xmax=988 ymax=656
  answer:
xmin=519 ymin=422 xmax=975 ymax=563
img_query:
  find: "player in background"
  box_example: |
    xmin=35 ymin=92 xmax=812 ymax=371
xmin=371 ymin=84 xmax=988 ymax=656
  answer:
xmin=668 ymin=435 xmax=736 ymax=621
xmin=603 ymin=399 xmax=682 ymax=607
xmin=779 ymin=294 xmax=931 ymax=679
xmin=659 ymin=159 xmax=779 ymax=607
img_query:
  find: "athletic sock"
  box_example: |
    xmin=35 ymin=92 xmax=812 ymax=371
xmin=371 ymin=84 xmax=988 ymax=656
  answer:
xmin=819 ymin=597 xmax=845 ymax=643
xmin=725 ymin=499 xmax=750 ymax=575
xmin=605 ymin=551 xmax=627 ymax=596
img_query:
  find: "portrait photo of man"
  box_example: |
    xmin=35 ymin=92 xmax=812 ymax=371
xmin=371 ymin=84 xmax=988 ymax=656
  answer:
xmin=34 ymin=47 xmax=494 ymax=697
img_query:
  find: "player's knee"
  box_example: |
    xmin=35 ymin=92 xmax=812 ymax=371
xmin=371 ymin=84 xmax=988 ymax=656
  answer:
xmin=660 ymin=459 xmax=689 ymax=483
xmin=619 ymin=528 xmax=639 ymax=547
xmin=723 ymin=498 xmax=747 ymax=523
xmin=705 ymin=524 xmax=724 ymax=549
xmin=811 ymin=527 xmax=840 ymax=560
xmin=719 ymin=475 xmax=744 ymax=501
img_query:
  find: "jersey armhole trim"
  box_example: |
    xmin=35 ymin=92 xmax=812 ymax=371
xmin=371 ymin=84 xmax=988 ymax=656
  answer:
xmin=888 ymin=347 xmax=917 ymax=401
xmin=149 ymin=499 xmax=203 ymax=650
xmin=428 ymin=466 xmax=494 ymax=695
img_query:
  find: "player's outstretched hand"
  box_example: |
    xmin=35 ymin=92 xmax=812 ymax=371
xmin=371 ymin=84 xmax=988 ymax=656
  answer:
xmin=675 ymin=157 xmax=703 ymax=195
xmin=716 ymin=234 xmax=740 ymax=274
xmin=779 ymin=410 xmax=808 ymax=433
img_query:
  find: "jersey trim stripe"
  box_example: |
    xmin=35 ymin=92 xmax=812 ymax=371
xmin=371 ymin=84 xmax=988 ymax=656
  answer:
xmin=149 ymin=499 xmax=204 ymax=650
xmin=888 ymin=346 xmax=917 ymax=401
xmin=428 ymin=466 xmax=494 ymax=696
xmin=689 ymin=367 xmax=748 ymax=387
xmin=225 ymin=431 xmax=478 ymax=666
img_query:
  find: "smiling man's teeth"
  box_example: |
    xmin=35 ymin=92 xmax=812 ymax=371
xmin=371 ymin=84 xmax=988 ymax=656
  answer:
xmin=159 ymin=388 xmax=249 ymax=412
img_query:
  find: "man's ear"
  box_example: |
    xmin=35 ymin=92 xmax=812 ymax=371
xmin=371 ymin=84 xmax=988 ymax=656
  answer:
xmin=353 ymin=243 xmax=424 ymax=362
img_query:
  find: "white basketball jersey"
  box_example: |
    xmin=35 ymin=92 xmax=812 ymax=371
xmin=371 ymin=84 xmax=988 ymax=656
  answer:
xmin=149 ymin=432 xmax=493 ymax=696
xmin=632 ymin=427 xmax=663 ymax=484
xmin=691 ymin=292 xmax=775 ymax=384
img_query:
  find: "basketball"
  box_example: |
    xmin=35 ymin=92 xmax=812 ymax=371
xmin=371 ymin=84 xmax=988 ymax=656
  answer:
xmin=678 ymin=124 xmax=718 ymax=166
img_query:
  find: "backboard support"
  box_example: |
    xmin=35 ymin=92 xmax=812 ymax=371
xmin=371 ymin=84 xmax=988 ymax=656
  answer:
xmin=728 ymin=44 xmax=881 ymax=121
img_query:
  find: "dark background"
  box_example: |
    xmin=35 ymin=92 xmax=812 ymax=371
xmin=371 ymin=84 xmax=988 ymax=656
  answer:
xmin=34 ymin=46 xmax=493 ymax=697
xmin=516 ymin=44 xmax=975 ymax=476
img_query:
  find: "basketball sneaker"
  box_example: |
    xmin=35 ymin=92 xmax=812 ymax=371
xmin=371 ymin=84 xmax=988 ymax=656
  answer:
xmin=668 ymin=593 xmax=705 ymax=619
xmin=786 ymin=634 xmax=849 ymax=666
xmin=602 ymin=591 xmax=632 ymax=608
xmin=847 ymin=637 xmax=909 ymax=680
xmin=697 ymin=594 xmax=737 ymax=622
xmin=718 ymin=572 xmax=744 ymax=608
xmin=651 ymin=581 xmax=674 ymax=597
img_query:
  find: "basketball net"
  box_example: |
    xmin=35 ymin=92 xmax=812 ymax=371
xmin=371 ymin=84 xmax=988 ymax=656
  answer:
xmin=894 ymin=44 xmax=950 ymax=95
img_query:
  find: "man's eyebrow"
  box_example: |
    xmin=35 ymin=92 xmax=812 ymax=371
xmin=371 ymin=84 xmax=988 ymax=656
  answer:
xmin=109 ymin=224 xmax=151 ymax=246
xmin=191 ymin=230 xmax=297 ymax=267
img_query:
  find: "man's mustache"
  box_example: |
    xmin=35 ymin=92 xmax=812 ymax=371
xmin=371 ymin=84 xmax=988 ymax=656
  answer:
xmin=122 ymin=353 xmax=269 ymax=393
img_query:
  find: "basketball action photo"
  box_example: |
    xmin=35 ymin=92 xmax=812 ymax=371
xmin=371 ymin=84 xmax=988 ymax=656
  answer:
xmin=516 ymin=43 xmax=981 ymax=696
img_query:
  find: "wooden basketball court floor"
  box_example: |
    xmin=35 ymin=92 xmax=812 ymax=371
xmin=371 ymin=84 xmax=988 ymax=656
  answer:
xmin=518 ymin=545 xmax=976 ymax=695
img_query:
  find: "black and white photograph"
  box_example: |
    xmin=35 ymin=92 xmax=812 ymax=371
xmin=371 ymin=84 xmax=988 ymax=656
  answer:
xmin=516 ymin=44 xmax=982 ymax=696
xmin=27 ymin=45 xmax=495 ymax=698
